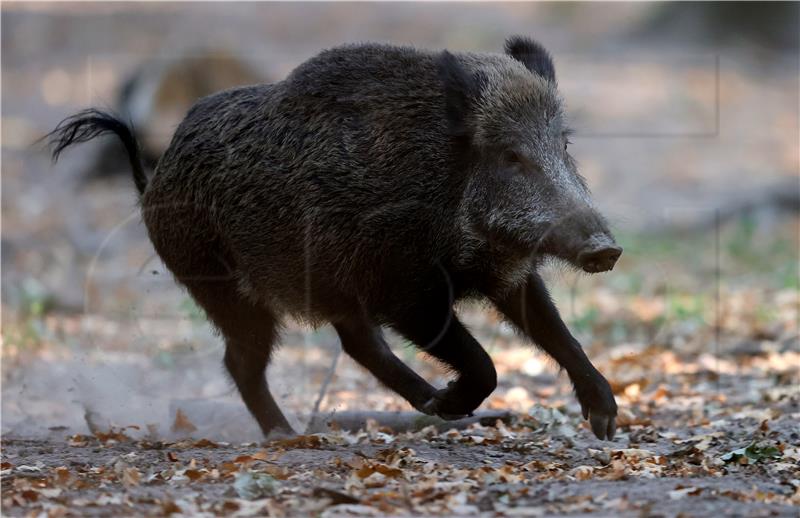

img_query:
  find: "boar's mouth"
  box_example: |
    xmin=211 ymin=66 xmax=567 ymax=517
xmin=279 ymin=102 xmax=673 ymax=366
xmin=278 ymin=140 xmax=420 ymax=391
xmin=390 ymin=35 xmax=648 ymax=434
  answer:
xmin=469 ymin=219 xmax=552 ymax=259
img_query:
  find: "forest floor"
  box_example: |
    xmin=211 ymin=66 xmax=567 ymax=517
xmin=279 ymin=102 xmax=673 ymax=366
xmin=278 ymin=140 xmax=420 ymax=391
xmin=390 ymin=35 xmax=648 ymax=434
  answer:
xmin=1 ymin=400 xmax=799 ymax=517
xmin=3 ymin=222 xmax=799 ymax=516
xmin=2 ymin=332 xmax=799 ymax=517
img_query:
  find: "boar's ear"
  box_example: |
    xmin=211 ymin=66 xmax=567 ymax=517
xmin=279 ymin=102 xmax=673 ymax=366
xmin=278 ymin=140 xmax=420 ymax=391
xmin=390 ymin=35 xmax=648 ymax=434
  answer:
xmin=504 ymin=35 xmax=556 ymax=82
xmin=437 ymin=50 xmax=481 ymax=139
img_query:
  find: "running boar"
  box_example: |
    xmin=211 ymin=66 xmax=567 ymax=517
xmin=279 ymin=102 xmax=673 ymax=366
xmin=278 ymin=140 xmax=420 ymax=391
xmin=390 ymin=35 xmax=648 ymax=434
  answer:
xmin=49 ymin=36 xmax=622 ymax=440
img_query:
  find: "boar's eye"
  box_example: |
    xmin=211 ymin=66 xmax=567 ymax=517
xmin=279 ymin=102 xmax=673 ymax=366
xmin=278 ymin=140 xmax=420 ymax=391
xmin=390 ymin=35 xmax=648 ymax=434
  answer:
xmin=562 ymin=130 xmax=573 ymax=151
xmin=502 ymin=149 xmax=523 ymax=167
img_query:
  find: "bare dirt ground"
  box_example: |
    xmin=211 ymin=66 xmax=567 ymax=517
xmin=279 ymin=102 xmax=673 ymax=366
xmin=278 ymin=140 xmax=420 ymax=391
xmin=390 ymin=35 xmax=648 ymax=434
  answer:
xmin=2 ymin=3 xmax=799 ymax=516
xmin=1 ymin=410 xmax=798 ymax=517
xmin=2 ymin=348 xmax=800 ymax=516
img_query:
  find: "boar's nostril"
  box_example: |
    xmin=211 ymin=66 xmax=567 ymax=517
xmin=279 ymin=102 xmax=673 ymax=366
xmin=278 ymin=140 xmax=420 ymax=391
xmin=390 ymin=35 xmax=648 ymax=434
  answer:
xmin=577 ymin=245 xmax=622 ymax=273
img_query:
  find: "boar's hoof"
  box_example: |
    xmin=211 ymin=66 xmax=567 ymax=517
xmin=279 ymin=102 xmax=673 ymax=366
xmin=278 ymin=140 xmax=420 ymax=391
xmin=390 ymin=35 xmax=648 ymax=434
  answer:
xmin=576 ymin=377 xmax=618 ymax=441
xmin=585 ymin=412 xmax=617 ymax=441
xmin=420 ymin=382 xmax=474 ymax=421
xmin=264 ymin=425 xmax=297 ymax=442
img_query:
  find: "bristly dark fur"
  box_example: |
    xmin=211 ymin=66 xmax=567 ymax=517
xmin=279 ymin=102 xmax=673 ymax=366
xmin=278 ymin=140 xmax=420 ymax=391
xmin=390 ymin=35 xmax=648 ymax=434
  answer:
xmin=504 ymin=35 xmax=556 ymax=82
xmin=47 ymin=109 xmax=148 ymax=194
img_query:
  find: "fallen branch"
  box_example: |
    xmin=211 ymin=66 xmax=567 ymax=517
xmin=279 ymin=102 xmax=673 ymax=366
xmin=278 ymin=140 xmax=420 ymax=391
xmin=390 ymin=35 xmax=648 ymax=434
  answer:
xmin=305 ymin=410 xmax=514 ymax=433
xmin=168 ymin=398 xmax=514 ymax=441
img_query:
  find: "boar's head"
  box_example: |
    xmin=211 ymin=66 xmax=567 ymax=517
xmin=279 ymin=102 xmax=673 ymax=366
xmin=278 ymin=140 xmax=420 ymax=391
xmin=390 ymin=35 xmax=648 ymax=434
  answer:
xmin=442 ymin=36 xmax=621 ymax=273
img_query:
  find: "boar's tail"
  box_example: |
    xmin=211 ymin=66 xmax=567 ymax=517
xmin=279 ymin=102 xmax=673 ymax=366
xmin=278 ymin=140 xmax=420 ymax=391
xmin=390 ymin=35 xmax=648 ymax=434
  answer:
xmin=48 ymin=109 xmax=148 ymax=195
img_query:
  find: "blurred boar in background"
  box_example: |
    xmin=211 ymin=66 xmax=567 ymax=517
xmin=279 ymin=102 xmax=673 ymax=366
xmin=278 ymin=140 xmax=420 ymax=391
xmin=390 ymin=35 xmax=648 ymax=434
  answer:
xmin=86 ymin=50 xmax=264 ymax=180
xmin=49 ymin=36 xmax=622 ymax=440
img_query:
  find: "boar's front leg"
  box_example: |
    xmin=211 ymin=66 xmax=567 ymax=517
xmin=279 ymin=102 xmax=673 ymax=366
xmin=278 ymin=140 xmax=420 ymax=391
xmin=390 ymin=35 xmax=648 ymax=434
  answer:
xmin=490 ymin=273 xmax=617 ymax=440
xmin=390 ymin=302 xmax=497 ymax=420
xmin=334 ymin=318 xmax=438 ymax=413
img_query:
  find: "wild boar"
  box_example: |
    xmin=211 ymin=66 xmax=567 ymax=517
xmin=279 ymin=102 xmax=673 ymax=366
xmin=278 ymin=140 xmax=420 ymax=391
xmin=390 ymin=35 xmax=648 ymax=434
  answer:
xmin=49 ymin=36 xmax=622 ymax=440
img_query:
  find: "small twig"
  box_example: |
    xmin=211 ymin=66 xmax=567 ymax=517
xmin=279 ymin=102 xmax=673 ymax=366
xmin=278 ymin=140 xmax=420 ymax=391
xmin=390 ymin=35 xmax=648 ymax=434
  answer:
xmin=83 ymin=405 xmax=103 ymax=435
xmin=305 ymin=346 xmax=342 ymax=433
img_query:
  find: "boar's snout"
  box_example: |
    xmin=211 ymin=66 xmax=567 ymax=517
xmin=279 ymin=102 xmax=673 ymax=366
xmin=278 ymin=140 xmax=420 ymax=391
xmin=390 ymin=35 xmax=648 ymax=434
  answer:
xmin=576 ymin=235 xmax=622 ymax=273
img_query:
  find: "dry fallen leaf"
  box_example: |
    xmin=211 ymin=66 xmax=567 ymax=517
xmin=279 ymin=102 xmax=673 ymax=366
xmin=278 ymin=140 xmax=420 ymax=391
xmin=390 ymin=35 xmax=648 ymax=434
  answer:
xmin=171 ymin=409 xmax=198 ymax=434
xmin=184 ymin=469 xmax=205 ymax=482
xmin=355 ymin=462 xmax=404 ymax=480
xmin=161 ymin=500 xmax=182 ymax=515
xmin=270 ymin=434 xmax=324 ymax=449
xmin=122 ymin=467 xmax=141 ymax=487
xmin=570 ymin=465 xmax=595 ymax=480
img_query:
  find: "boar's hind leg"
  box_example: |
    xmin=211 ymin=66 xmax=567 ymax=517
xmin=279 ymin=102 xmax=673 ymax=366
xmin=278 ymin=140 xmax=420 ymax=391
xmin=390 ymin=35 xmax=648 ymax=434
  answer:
xmin=334 ymin=319 xmax=438 ymax=414
xmin=490 ymin=273 xmax=617 ymax=440
xmin=183 ymin=278 xmax=293 ymax=438
xmin=390 ymin=305 xmax=497 ymax=420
